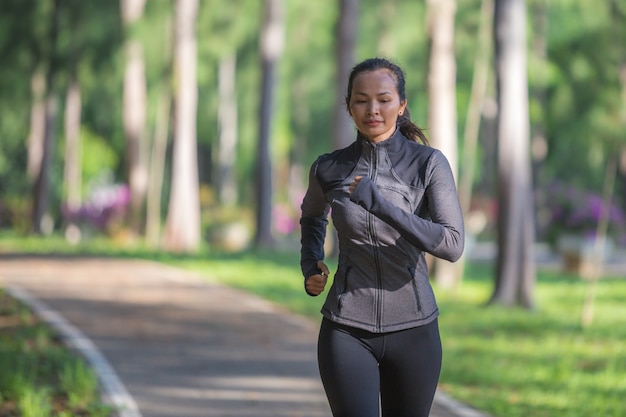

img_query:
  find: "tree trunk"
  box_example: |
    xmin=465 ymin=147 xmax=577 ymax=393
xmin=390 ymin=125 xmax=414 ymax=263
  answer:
xmin=121 ymin=0 xmax=148 ymax=235
xmin=146 ymin=87 xmax=171 ymax=248
xmin=581 ymin=153 xmax=617 ymax=326
xmin=32 ymin=0 xmax=61 ymax=235
xmin=458 ymin=0 xmax=493 ymax=217
xmin=456 ymin=0 xmax=494 ymax=284
xmin=490 ymin=0 xmax=535 ymax=308
xmin=333 ymin=0 xmax=358 ymax=150
xmin=217 ymin=53 xmax=239 ymax=206
xmin=427 ymin=0 xmax=459 ymax=289
xmin=63 ymin=73 xmax=82 ymax=243
xmin=146 ymin=9 xmax=173 ymax=248
xmin=32 ymin=95 xmax=58 ymax=235
xmin=164 ymin=0 xmax=201 ymax=253
xmin=254 ymin=0 xmax=284 ymax=248
xmin=27 ymin=70 xmax=46 ymax=183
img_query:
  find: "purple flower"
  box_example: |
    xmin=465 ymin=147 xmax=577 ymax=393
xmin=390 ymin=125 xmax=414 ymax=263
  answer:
xmin=541 ymin=181 xmax=626 ymax=246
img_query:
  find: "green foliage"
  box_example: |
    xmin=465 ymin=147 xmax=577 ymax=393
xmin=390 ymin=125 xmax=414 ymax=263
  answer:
xmin=437 ymin=264 xmax=626 ymax=417
xmin=0 ymin=288 xmax=112 ymax=417
xmin=79 ymin=127 xmax=120 ymax=192
xmin=59 ymin=360 xmax=98 ymax=409
xmin=0 ymin=0 xmax=625 ymax=242
xmin=18 ymin=385 xmax=52 ymax=417
xmin=542 ymin=0 xmax=626 ymax=192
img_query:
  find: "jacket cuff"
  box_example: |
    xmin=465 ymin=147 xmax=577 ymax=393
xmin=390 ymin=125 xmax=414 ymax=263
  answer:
xmin=349 ymin=177 xmax=378 ymax=210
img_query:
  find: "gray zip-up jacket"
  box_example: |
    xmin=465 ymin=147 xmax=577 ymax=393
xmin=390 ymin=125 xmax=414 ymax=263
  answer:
xmin=300 ymin=129 xmax=464 ymax=333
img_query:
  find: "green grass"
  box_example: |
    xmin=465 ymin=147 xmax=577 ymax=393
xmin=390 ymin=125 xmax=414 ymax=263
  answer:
xmin=0 ymin=288 xmax=113 ymax=417
xmin=1 ymin=231 xmax=625 ymax=417
xmin=435 ymin=265 xmax=626 ymax=417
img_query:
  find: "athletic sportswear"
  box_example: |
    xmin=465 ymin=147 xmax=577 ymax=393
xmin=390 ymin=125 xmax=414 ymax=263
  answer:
xmin=300 ymin=129 xmax=464 ymax=333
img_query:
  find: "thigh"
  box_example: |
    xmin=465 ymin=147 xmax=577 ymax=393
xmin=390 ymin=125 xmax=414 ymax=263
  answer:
xmin=317 ymin=319 xmax=381 ymax=417
xmin=379 ymin=319 xmax=442 ymax=417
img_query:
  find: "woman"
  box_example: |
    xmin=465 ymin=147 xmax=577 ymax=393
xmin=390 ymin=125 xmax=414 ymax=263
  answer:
xmin=299 ymin=57 xmax=464 ymax=417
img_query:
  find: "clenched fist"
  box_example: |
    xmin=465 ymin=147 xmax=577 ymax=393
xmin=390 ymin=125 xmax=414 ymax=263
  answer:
xmin=306 ymin=260 xmax=330 ymax=296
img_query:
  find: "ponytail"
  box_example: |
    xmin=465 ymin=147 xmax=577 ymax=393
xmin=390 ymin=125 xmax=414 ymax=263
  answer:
xmin=398 ymin=108 xmax=429 ymax=146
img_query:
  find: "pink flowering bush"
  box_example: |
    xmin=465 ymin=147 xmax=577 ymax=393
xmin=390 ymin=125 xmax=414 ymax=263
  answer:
xmin=63 ymin=184 xmax=131 ymax=236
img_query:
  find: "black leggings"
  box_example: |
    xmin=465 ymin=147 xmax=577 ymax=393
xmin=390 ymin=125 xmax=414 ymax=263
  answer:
xmin=317 ymin=318 xmax=442 ymax=417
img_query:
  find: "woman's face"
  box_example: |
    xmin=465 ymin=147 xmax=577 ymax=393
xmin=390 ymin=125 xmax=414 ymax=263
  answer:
xmin=348 ymin=69 xmax=407 ymax=143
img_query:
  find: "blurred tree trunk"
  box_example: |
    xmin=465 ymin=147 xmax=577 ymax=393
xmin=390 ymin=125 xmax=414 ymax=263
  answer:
xmin=146 ymin=13 xmax=173 ymax=248
xmin=456 ymin=0 xmax=494 ymax=283
xmin=146 ymin=87 xmax=171 ymax=247
xmin=529 ymin=0 xmax=549 ymax=239
xmin=333 ymin=0 xmax=358 ymax=150
xmin=490 ymin=0 xmax=535 ymax=308
xmin=121 ymin=0 xmax=148 ymax=235
xmin=254 ymin=0 xmax=284 ymax=248
xmin=217 ymin=53 xmax=238 ymax=206
xmin=27 ymin=70 xmax=46 ymax=183
xmin=63 ymin=70 xmax=82 ymax=243
xmin=324 ymin=0 xmax=358 ymax=256
xmin=427 ymin=0 xmax=459 ymax=289
xmin=32 ymin=0 xmax=61 ymax=235
xmin=164 ymin=0 xmax=201 ymax=252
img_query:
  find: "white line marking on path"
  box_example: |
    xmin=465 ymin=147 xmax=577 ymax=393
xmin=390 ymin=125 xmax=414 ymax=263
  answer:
xmin=7 ymin=286 xmax=143 ymax=417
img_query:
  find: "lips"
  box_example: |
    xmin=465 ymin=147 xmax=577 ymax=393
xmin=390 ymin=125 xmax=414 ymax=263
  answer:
xmin=365 ymin=120 xmax=382 ymax=127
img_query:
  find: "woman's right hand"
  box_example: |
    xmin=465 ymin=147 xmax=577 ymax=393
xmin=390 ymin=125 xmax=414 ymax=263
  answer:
xmin=305 ymin=260 xmax=330 ymax=295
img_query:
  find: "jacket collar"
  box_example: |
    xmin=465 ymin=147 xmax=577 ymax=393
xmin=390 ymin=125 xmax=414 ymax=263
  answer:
xmin=357 ymin=127 xmax=406 ymax=150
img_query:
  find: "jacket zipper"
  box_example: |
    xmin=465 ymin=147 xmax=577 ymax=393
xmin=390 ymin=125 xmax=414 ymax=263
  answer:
xmin=368 ymin=145 xmax=383 ymax=332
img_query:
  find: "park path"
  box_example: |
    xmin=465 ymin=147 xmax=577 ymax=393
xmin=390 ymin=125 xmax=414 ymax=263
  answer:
xmin=0 ymin=255 xmax=489 ymax=417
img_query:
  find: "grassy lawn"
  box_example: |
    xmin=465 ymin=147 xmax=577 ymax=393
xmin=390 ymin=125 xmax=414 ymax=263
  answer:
xmin=1 ymin=233 xmax=625 ymax=417
xmin=0 ymin=288 xmax=112 ymax=417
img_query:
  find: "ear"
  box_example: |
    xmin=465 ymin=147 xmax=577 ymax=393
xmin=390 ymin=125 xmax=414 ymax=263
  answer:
xmin=399 ymin=99 xmax=407 ymax=116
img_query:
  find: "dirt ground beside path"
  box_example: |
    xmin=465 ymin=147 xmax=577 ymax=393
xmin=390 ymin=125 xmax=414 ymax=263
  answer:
xmin=0 ymin=255 xmax=484 ymax=417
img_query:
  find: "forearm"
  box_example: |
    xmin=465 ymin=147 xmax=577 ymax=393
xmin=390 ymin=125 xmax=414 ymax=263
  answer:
xmin=350 ymin=177 xmax=464 ymax=262
xmin=299 ymin=216 xmax=328 ymax=279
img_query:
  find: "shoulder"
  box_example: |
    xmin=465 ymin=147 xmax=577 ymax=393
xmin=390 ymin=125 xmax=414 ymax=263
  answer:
xmin=311 ymin=142 xmax=360 ymax=192
xmin=389 ymin=138 xmax=438 ymax=175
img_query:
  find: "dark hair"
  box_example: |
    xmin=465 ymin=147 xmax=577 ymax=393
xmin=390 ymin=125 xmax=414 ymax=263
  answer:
xmin=345 ymin=57 xmax=429 ymax=145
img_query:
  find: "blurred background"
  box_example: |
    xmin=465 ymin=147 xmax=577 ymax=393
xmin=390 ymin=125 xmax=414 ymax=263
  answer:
xmin=0 ymin=0 xmax=625 ymax=269
xmin=1 ymin=2 xmax=625 ymax=416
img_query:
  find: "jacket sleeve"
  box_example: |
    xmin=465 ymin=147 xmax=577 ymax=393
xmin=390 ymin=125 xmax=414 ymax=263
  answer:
xmin=299 ymin=158 xmax=330 ymax=293
xmin=350 ymin=150 xmax=464 ymax=262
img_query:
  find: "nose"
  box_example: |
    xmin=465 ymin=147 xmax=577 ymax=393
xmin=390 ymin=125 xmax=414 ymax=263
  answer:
xmin=367 ymin=101 xmax=379 ymax=115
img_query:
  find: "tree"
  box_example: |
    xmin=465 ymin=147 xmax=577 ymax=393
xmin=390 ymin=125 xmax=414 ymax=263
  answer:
xmin=254 ymin=0 xmax=284 ymax=248
xmin=63 ymin=70 xmax=82 ymax=242
xmin=333 ymin=0 xmax=358 ymax=150
xmin=217 ymin=53 xmax=239 ymax=206
xmin=144 ymin=2 xmax=174 ymax=247
xmin=32 ymin=0 xmax=61 ymax=235
xmin=121 ymin=0 xmax=149 ymax=235
xmin=164 ymin=0 xmax=201 ymax=252
xmin=456 ymin=0 xmax=494 ymax=283
xmin=490 ymin=0 xmax=535 ymax=308
xmin=27 ymin=71 xmax=46 ymax=184
xmin=427 ymin=0 xmax=459 ymax=289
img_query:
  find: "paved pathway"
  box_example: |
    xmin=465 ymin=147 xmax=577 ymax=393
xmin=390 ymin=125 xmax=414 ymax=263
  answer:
xmin=0 ymin=255 xmax=489 ymax=417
